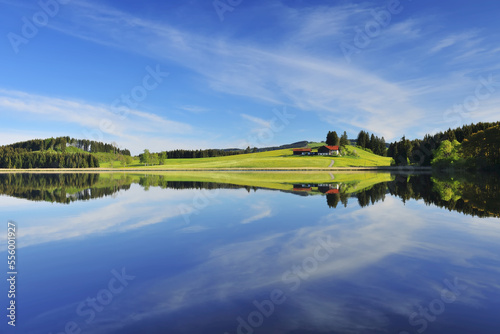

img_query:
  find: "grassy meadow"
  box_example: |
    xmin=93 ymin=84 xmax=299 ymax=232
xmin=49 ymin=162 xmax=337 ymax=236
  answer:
xmin=98 ymin=145 xmax=392 ymax=169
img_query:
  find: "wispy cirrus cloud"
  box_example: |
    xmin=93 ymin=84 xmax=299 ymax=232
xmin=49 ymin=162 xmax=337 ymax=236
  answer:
xmin=36 ymin=0 xmax=435 ymax=140
xmin=6 ymin=0 xmax=499 ymax=144
xmin=179 ymin=105 xmax=210 ymax=114
xmin=241 ymin=202 xmax=273 ymax=224
xmin=0 ymin=88 xmax=193 ymax=153
xmin=240 ymin=113 xmax=271 ymax=128
xmin=429 ymin=30 xmax=482 ymax=54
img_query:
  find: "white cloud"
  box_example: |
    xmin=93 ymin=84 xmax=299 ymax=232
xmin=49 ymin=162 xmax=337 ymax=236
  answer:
xmin=11 ymin=185 xmax=500 ymax=333
xmin=241 ymin=202 xmax=273 ymax=224
xmin=4 ymin=186 xmax=194 ymax=248
xmin=6 ymin=1 xmax=497 ymax=145
xmin=39 ymin=0 xmax=433 ymax=141
xmin=240 ymin=113 xmax=271 ymax=128
xmin=179 ymin=105 xmax=210 ymax=114
xmin=82 ymin=195 xmax=500 ymax=333
xmin=0 ymin=88 xmax=193 ymax=154
xmin=429 ymin=31 xmax=482 ymax=54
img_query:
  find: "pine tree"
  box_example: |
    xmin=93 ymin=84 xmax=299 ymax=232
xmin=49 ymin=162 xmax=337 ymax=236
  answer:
xmin=326 ymin=131 xmax=339 ymax=146
xmin=340 ymin=131 xmax=349 ymax=148
xmin=357 ymin=131 xmax=366 ymax=148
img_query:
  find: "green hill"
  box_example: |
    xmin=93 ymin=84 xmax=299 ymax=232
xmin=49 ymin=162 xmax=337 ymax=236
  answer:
xmin=100 ymin=145 xmax=392 ymax=169
xmin=1 ymin=136 xmax=392 ymax=170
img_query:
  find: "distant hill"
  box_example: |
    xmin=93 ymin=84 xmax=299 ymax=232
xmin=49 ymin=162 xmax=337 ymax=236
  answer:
xmin=2 ymin=137 xmax=130 ymax=156
xmin=0 ymin=136 xmax=132 ymax=169
xmin=254 ymin=141 xmax=310 ymax=152
xmin=223 ymin=141 xmax=309 ymax=153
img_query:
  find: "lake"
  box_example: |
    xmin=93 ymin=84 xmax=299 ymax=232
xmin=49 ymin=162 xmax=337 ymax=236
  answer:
xmin=0 ymin=172 xmax=499 ymax=334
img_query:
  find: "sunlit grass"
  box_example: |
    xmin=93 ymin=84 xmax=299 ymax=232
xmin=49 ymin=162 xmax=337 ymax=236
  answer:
xmin=99 ymin=145 xmax=392 ymax=169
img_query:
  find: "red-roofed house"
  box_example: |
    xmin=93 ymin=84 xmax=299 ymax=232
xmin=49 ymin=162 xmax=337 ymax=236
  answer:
xmin=293 ymin=148 xmax=312 ymax=155
xmin=318 ymin=145 xmax=339 ymax=155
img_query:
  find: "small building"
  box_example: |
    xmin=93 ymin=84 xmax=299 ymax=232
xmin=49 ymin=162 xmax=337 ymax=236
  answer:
xmin=318 ymin=184 xmax=340 ymax=194
xmin=292 ymin=187 xmax=312 ymax=192
xmin=293 ymin=148 xmax=312 ymax=155
xmin=318 ymin=145 xmax=339 ymax=156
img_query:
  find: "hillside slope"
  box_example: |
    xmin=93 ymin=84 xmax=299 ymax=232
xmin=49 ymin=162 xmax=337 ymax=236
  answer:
xmin=100 ymin=145 xmax=392 ymax=169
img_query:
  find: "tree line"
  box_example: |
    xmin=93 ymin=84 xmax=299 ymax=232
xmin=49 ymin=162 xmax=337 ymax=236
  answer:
xmin=387 ymin=121 xmax=500 ymax=167
xmin=355 ymin=131 xmax=387 ymax=156
xmin=165 ymin=148 xmax=247 ymax=159
xmin=431 ymin=125 xmax=500 ymax=170
xmin=325 ymin=130 xmax=386 ymax=156
xmin=4 ymin=137 xmax=130 ymax=155
xmin=138 ymin=148 xmax=249 ymax=165
xmin=69 ymin=138 xmax=131 ymax=155
xmin=0 ymin=147 xmax=100 ymax=169
xmin=0 ymin=136 xmax=135 ymax=169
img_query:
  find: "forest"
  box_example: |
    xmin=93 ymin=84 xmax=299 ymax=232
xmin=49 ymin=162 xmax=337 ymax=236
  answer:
xmin=386 ymin=121 xmax=500 ymax=168
xmin=5 ymin=137 xmax=130 ymax=155
xmin=138 ymin=148 xmax=248 ymax=164
xmin=0 ymin=136 xmax=132 ymax=169
xmin=0 ymin=147 xmax=100 ymax=169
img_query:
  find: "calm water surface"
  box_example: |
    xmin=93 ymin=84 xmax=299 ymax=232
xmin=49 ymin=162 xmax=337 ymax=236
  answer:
xmin=0 ymin=172 xmax=499 ymax=334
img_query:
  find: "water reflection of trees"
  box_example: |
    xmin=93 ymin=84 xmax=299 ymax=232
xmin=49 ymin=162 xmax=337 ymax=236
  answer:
xmin=1 ymin=173 xmax=499 ymax=218
xmin=0 ymin=174 xmax=256 ymax=204
xmin=0 ymin=173 xmax=131 ymax=204
xmin=343 ymin=174 xmax=500 ymax=218
xmin=137 ymin=176 xmax=249 ymax=191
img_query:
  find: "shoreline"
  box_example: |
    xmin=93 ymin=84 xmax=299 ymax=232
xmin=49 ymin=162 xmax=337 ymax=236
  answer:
xmin=0 ymin=166 xmax=433 ymax=173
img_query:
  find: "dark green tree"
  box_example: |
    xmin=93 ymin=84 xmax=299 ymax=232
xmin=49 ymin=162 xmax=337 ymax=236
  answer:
xmin=357 ymin=131 xmax=367 ymax=148
xmin=326 ymin=131 xmax=339 ymax=146
xmin=340 ymin=131 xmax=349 ymax=148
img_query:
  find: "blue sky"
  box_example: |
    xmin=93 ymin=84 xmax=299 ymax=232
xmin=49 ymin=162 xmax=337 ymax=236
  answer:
xmin=1 ymin=0 xmax=499 ymax=154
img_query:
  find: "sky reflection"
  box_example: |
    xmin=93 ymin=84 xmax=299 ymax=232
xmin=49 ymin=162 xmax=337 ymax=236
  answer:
xmin=1 ymin=181 xmax=499 ymax=334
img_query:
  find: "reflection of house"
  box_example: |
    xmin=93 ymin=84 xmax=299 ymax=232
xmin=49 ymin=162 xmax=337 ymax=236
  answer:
xmin=292 ymin=187 xmax=312 ymax=191
xmin=292 ymin=183 xmax=340 ymax=194
xmin=318 ymin=145 xmax=339 ymax=155
xmin=317 ymin=183 xmax=340 ymax=194
xmin=293 ymin=148 xmax=312 ymax=155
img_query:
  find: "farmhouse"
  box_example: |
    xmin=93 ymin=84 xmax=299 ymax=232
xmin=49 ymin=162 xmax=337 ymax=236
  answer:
xmin=318 ymin=184 xmax=340 ymax=194
xmin=293 ymin=148 xmax=312 ymax=155
xmin=293 ymin=183 xmax=340 ymax=194
xmin=317 ymin=145 xmax=339 ymax=156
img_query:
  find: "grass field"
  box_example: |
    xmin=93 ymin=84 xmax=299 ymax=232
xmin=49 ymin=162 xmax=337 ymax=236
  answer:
xmin=98 ymin=145 xmax=392 ymax=169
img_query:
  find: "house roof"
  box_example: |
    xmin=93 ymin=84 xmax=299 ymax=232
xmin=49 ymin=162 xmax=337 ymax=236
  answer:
xmin=325 ymin=189 xmax=339 ymax=194
xmin=293 ymin=187 xmax=312 ymax=191
xmin=324 ymin=145 xmax=339 ymax=150
xmin=293 ymin=148 xmax=312 ymax=152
